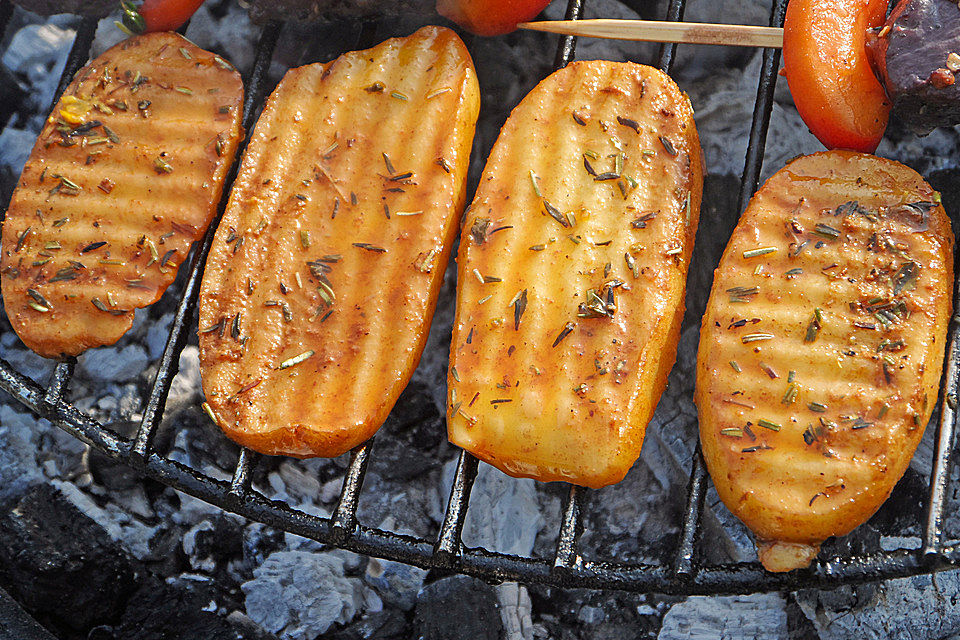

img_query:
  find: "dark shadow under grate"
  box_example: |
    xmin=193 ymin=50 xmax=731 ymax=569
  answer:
xmin=0 ymin=0 xmax=959 ymax=596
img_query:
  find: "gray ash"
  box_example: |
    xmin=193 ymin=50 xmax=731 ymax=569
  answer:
xmin=11 ymin=0 xmax=115 ymax=17
xmin=247 ymin=0 xmax=435 ymax=24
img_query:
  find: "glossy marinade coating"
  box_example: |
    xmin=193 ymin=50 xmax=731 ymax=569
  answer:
xmin=448 ymin=60 xmax=703 ymax=488
xmin=697 ymin=151 xmax=953 ymax=571
xmin=1 ymin=32 xmax=244 ymax=358
xmin=199 ymin=27 xmax=479 ymax=458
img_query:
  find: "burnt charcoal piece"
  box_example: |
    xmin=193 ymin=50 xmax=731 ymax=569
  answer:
xmin=874 ymin=0 xmax=960 ymax=133
xmin=0 ymin=485 xmax=139 ymax=632
xmin=247 ymin=0 xmax=434 ymax=23
xmin=0 ymin=586 xmax=58 ymax=640
xmin=11 ymin=0 xmax=115 ymax=16
xmin=114 ymin=581 xmax=277 ymax=640
xmin=0 ymin=66 xmax=26 ymax=132
xmin=413 ymin=576 xmax=503 ymax=640
xmin=868 ymin=466 xmax=926 ymax=536
xmin=370 ymin=378 xmax=449 ymax=481
xmin=327 ymin=610 xmax=409 ymax=640
xmin=0 ymin=485 xmax=277 ymax=639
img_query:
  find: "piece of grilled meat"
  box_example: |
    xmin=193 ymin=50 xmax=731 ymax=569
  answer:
xmin=869 ymin=0 xmax=960 ymax=134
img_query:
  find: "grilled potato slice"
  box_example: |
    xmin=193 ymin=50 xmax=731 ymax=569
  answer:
xmin=1 ymin=33 xmax=243 ymax=358
xmin=199 ymin=27 xmax=479 ymax=458
xmin=696 ymin=151 xmax=953 ymax=572
xmin=447 ymin=61 xmax=703 ymax=488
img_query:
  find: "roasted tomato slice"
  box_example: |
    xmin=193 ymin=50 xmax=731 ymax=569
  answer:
xmin=782 ymin=0 xmax=891 ymax=152
xmin=120 ymin=0 xmax=206 ymax=34
xmin=436 ymin=0 xmax=554 ymax=36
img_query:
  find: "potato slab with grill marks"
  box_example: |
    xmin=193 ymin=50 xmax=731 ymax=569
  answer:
xmin=1 ymin=32 xmax=244 ymax=359
xmin=199 ymin=27 xmax=479 ymax=458
xmin=696 ymin=151 xmax=953 ymax=572
xmin=447 ymin=61 xmax=703 ymax=488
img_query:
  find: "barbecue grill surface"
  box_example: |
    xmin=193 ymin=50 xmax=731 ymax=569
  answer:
xmin=0 ymin=0 xmax=959 ymax=596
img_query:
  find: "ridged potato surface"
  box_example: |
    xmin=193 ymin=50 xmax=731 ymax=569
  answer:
xmin=1 ymin=32 xmax=243 ymax=358
xmin=696 ymin=151 xmax=953 ymax=572
xmin=199 ymin=27 xmax=479 ymax=457
xmin=448 ymin=61 xmax=703 ymax=488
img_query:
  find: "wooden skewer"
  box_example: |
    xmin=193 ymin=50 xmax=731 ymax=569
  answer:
xmin=518 ymin=19 xmax=784 ymax=49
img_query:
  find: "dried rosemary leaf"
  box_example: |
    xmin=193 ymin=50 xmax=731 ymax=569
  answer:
xmin=513 ymin=289 xmax=528 ymax=330
xmin=757 ymin=418 xmax=781 ymax=432
xmin=741 ymin=333 xmax=774 ymax=343
xmin=743 ymin=247 xmax=777 ymax=259
xmin=804 ymin=308 xmax=823 ymax=343
xmin=552 ymin=321 xmax=576 ymax=348
xmin=278 ymin=350 xmax=315 ymax=370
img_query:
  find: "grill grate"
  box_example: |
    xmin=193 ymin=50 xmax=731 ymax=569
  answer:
xmin=1 ymin=0 xmax=959 ymax=596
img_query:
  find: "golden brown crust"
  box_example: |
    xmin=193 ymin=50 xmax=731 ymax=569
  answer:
xmin=696 ymin=150 xmax=953 ymax=571
xmin=0 ymin=32 xmax=244 ymax=359
xmin=447 ymin=60 xmax=703 ymax=488
xmin=198 ymin=26 xmax=479 ymax=458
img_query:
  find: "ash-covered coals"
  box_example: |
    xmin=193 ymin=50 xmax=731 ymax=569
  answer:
xmin=246 ymin=0 xmax=433 ymax=23
xmin=11 ymin=0 xmax=114 ymax=16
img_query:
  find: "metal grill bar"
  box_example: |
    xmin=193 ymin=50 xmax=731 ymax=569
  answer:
xmin=554 ymin=0 xmax=584 ymax=69
xmin=553 ymin=485 xmax=585 ymax=571
xmin=923 ymin=290 xmax=960 ymax=556
xmin=331 ymin=443 xmax=373 ymax=543
xmin=673 ymin=449 xmax=707 ymax=577
xmin=651 ymin=0 xmax=707 ymax=579
xmin=132 ymin=251 xmax=204 ymax=456
xmin=43 ymin=359 xmax=74 ymax=404
xmin=131 ymin=21 xmax=282 ymax=459
xmin=655 ymin=0 xmax=685 ymax=72
xmin=3 ymin=356 xmax=960 ymax=593
xmin=736 ymin=0 xmax=788 ymax=214
xmin=434 ymin=451 xmax=479 ymax=566
xmin=228 ymin=447 xmax=256 ymax=500
xmin=52 ymin=16 xmax=98 ymax=108
xmin=2 ymin=0 xmax=960 ymax=597
xmin=241 ymin=23 xmax=282 ymax=125
xmin=665 ymin=0 xmax=790 ymax=577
